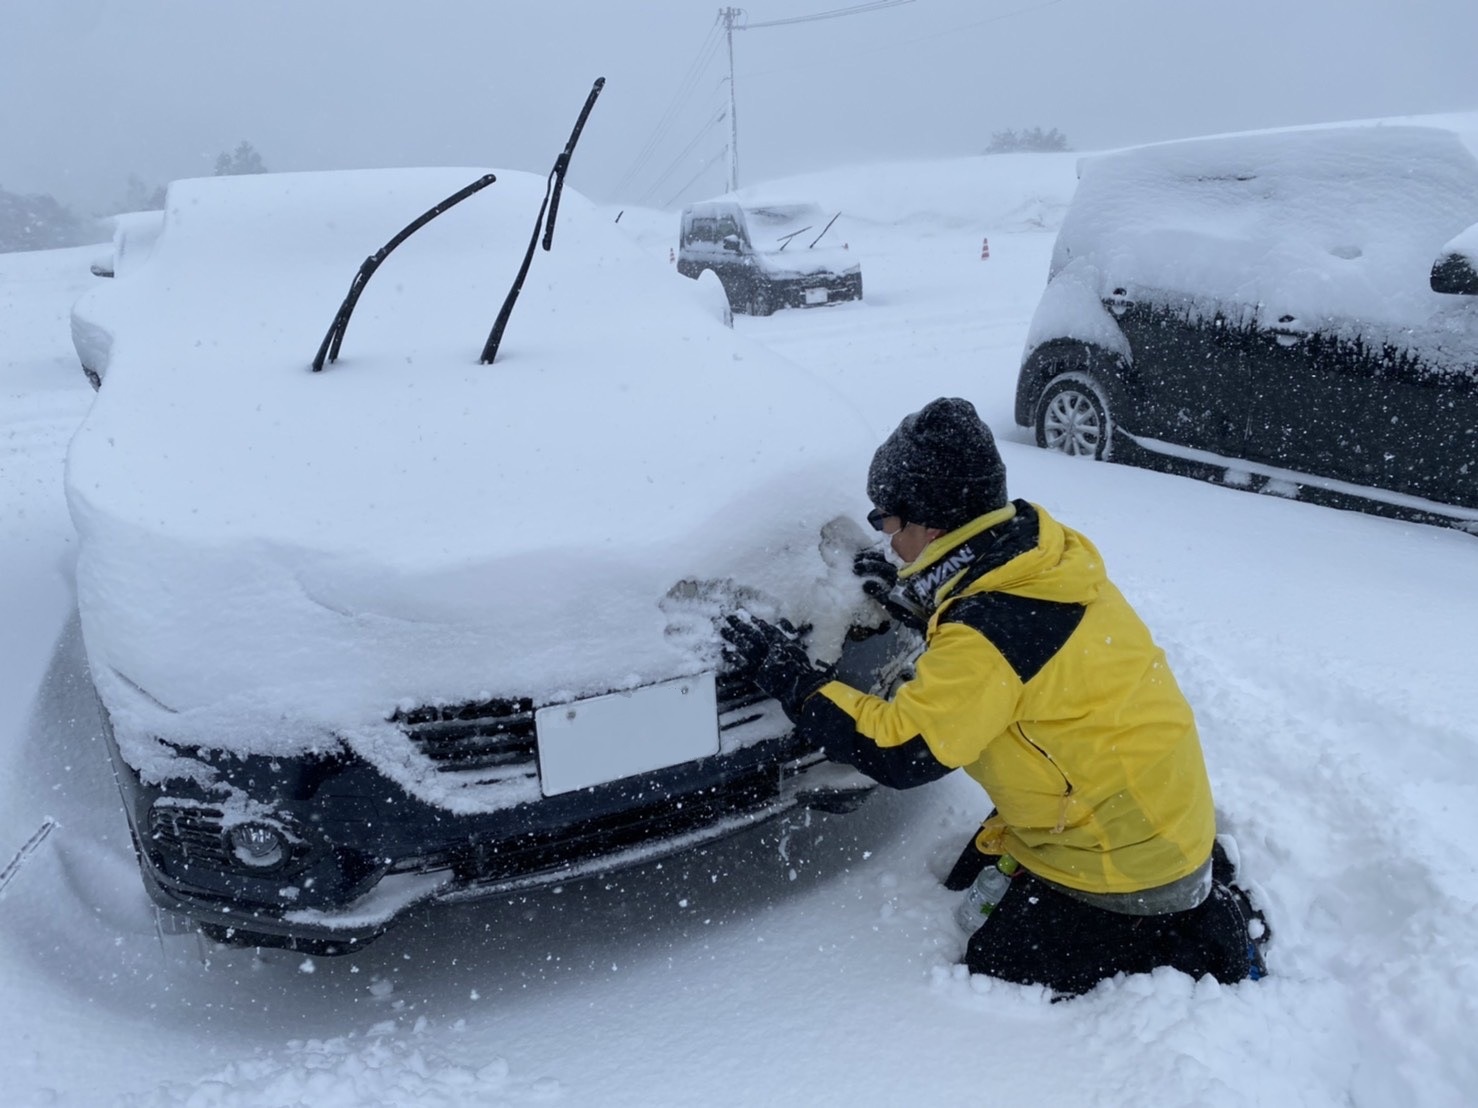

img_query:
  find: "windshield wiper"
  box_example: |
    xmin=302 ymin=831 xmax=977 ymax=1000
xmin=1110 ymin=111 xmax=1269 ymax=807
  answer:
xmin=775 ymin=226 xmax=813 ymax=252
xmin=311 ymin=173 xmax=498 ymax=372
xmin=809 ymin=212 xmax=841 ymax=248
xmin=480 ymin=77 xmax=606 ymax=364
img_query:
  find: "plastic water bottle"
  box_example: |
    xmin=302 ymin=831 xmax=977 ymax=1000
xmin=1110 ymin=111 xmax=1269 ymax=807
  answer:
xmin=954 ymin=855 xmax=1020 ymax=933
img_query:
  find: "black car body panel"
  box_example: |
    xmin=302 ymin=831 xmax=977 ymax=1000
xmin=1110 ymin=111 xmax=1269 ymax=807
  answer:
xmin=1016 ymin=126 xmax=1478 ymax=531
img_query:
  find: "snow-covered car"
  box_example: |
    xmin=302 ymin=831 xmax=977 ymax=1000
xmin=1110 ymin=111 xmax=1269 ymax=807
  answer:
xmin=677 ymin=199 xmax=862 ymax=316
xmin=66 ymin=165 xmax=908 ymax=953
xmin=1015 ymin=125 xmax=1478 ymax=532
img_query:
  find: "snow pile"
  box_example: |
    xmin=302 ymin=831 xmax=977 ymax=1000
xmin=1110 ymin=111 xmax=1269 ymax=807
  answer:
xmin=66 ymin=168 xmax=880 ymax=787
xmin=125 ymin=1024 xmax=557 ymax=1108
xmin=1043 ymin=125 xmax=1478 ymax=371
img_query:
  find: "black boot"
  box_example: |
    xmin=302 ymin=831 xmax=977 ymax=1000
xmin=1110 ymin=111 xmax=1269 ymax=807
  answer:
xmin=943 ymin=833 xmax=999 ymax=892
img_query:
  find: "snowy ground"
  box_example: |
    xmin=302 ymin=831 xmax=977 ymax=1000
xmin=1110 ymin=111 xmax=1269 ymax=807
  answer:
xmin=3 ymin=150 xmax=1477 ymax=1107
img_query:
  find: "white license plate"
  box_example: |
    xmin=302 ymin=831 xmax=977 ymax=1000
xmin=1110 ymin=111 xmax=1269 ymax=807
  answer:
xmin=536 ymin=673 xmax=719 ymax=796
xmin=804 ymin=287 xmax=829 ymax=305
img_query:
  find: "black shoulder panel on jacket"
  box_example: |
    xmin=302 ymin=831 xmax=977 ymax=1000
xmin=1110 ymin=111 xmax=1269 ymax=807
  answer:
xmin=798 ymin=695 xmax=953 ymax=790
xmin=941 ymin=592 xmax=1085 ymax=684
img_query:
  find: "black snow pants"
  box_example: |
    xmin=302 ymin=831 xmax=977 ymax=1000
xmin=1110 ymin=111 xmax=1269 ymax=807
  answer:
xmin=959 ymin=843 xmax=1263 ymax=998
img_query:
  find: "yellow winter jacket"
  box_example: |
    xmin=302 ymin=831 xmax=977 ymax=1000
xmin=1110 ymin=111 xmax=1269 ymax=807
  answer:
xmin=806 ymin=502 xmax=1216 ymax=896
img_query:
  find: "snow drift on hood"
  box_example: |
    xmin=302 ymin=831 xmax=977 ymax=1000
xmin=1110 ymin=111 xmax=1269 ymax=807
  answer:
xmin=66 ymin=167 xmax=881 ymax=776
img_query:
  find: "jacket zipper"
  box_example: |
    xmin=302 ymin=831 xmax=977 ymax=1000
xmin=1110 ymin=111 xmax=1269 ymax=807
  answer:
xmin=1014 ymin=722 xmax=1075 ymax=833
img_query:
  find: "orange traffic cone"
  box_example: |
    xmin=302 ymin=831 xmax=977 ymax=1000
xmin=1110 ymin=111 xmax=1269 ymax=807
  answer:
xmin=669 ymin=248 xmax=675 ymax=263
xmin=980 ymin=237 xmax=990 ymax=260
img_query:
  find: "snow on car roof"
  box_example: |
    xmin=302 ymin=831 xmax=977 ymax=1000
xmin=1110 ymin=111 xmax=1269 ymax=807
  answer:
xmin=67 ymin=168 xmax=879 ymax=775
xmin=1048 ymin=125 xmax=1478 ymax=369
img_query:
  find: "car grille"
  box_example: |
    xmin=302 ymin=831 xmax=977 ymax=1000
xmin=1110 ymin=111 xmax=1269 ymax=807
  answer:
xmin=452 ymin=764 xmax=781 ymax=885
xmin=148 ymin=802 xmax=230 ymax=866
xmin=391 ymin=696 xmax=538 ymax=774
xmin=394 ymin=672 xmax=770 ymax=776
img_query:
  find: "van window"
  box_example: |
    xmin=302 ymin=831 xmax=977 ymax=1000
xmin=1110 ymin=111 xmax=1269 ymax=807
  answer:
xmin=683 ymin=213 xmax=744 ymax=249
xmin=686 ymin=217 xmax=719 ymax=245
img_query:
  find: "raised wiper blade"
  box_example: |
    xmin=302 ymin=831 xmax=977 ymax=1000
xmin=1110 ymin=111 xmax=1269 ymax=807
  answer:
xmin=809 ymin=212 xmax=841 ymax=249
xmin=775 ymin=225 xmax=814 ymax=251
xmin=480 ymin=77 xmax=605 ymax=365
xmin=311 ymin=173 xmax=498 ymax=372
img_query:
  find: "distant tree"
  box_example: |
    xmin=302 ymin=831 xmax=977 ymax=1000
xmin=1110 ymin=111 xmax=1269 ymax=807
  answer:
xmin=0 ymin=185 xmax=102 ymax=253
xmin=117 ymin=173 xmax=168 ymax=213
xmin=986 ymin=127 xmax=1071 ymax=154
xmin=213 ymin=141 xmax=268 ymax=176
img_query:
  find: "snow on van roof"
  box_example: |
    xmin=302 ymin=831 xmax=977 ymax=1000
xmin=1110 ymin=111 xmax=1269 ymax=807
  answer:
xmin=1047 ymin=125 xmax=1478 ymax=370
xmin=682 ymin=198 xmax=839 ymax=247
xmin=67 ymin=168 xmax=879 ymax=776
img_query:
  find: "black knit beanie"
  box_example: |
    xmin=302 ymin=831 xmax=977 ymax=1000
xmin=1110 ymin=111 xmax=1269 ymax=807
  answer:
xmin=867 ymin=397 xmax=1008 ymax=531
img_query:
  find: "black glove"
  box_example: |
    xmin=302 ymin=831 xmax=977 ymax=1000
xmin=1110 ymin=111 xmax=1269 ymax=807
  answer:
xmin=852 ymin=549 xmax=927 ymax=632
xmin=718 ymin=613 xmax=832 ymax=721
xmin=853 ymin=548 xmax=898 ymax=602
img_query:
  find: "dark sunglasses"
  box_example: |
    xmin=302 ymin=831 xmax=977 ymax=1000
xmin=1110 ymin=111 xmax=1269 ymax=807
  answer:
xmin=867 ymin=507 xmax=900 ymax=533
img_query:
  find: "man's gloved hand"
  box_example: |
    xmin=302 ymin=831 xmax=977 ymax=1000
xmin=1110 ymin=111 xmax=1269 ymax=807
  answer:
xmin=852 ymin=548 xmax=927 ymax=632
xmin=718 ymin=613 xmax=833 ymax=721
xmin=853 ymin=548 xmax=899 ymax=602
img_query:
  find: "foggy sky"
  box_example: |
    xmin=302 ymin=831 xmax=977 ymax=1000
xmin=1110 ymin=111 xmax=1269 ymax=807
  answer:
xmin=4 ymin=0 xmax=1476 ymax=215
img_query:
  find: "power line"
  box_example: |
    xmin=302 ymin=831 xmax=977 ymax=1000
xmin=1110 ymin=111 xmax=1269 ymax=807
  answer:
xmin=613 ymin=18 xmax=726 ymax=196
xmin=623 ymin=0 xmax=934 ymax=206
xmin=664 ymin=150 xmax=730 ymax=210
xmin=741 ymin=0 xmax=917 ymax=31
xmin=733 ymin=1 xmax=1068 ymax=84
xmin=721 ymin=0 xmax=917 ymax=192
xmin=831 ymin=0 xmax=1066 ymax=55
xmin=638 ymin=108 xmax=729 ymax=205
xmin=614 ymin=25 xmax=723 ymax=195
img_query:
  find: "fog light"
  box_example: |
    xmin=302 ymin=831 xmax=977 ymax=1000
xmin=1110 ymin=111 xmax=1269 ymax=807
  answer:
xmin=227 ymin=823 xmax=288 ymax=870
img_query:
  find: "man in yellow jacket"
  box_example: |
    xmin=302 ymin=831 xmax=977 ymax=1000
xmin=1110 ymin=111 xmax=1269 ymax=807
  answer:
xmin=721 ymin=397 xmax=1266 ymax=996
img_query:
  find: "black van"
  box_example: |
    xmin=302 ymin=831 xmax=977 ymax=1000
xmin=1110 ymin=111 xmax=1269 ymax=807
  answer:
xmin=677 ymin=199 xmax=862 ymax=316
xmin=1015 ymin=125 xmax=1478 ymax=532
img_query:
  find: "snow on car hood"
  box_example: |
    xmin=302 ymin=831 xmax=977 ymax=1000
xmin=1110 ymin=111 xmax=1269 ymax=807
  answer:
xmin=752 ymin=244 xmax=860 ymax=279
xmin=1046 ymin=125 xmax=1478 ymax=373
xmin=743 ymin=202 xmax=859 ymax=278
xmin=66 ymin=168 xmax=880 ymax=777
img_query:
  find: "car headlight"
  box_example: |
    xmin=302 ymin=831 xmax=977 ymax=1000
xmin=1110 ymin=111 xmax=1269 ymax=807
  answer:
xmin=226 ymin=822 xmax=289 ymax=870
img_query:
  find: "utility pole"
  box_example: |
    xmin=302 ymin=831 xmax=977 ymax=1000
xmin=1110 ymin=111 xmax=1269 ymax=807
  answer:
xmin=716 ymin=2 xmax=914 ymax=196
xmin=720 ymin=7 xmax=742 ymax=194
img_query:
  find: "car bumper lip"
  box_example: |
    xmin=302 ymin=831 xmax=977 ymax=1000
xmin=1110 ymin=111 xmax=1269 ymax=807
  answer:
xmin=134 ymin=751 xmax=875 ymax=949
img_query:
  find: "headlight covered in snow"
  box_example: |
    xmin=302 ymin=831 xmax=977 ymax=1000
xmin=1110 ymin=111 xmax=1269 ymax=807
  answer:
xmin=227 ymin=822 xmax=289 ymax=870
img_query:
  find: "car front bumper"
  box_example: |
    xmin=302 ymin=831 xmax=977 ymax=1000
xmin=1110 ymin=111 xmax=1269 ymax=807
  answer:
xmin=100 ymin=685 xmax=879 ymax=953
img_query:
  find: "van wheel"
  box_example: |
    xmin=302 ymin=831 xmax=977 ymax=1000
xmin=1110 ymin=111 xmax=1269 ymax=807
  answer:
xmin=749 ymin=284 xmax=774 ymax=317
xmin=1036 ymin=372 xmax=1114 ymax=460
